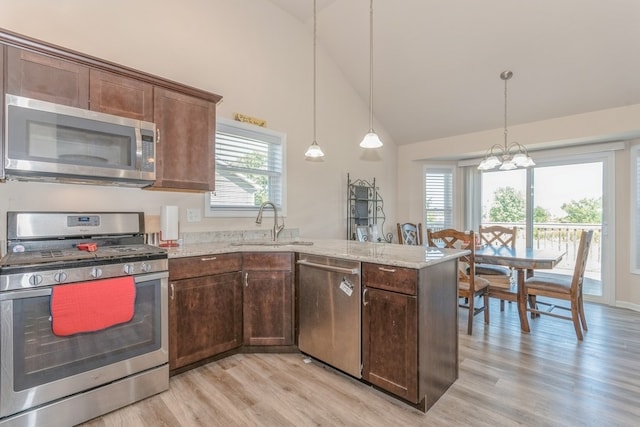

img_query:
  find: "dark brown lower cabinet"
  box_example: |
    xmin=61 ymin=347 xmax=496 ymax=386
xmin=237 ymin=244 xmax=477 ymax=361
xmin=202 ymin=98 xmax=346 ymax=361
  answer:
xmin=362 ymin=287 xmax=418 ymax=401
xmin=167 ymin=251 xmax=457 ymax=412
xmin=243 ymin=253 xmax=294 ymax=346
xmin=169 ymin=254 xmax=243 ymax=370
xmin=362 ymin=259 xmax=459 ymax=411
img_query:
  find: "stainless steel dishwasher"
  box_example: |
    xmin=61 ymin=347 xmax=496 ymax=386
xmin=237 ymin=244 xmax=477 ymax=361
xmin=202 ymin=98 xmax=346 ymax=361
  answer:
xmin=297 ymin=254 xmax=362 ymax=378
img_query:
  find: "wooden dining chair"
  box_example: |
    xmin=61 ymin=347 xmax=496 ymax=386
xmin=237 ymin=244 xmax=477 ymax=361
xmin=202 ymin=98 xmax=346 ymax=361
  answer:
xmin=397 ymin=222 xmax=423 ymax=245
xmin=521 ymin=230 xmax=594 ymax=340
xmin=477 ymin=225 xmax=517 ymax=311
xmin=426 ymin=228 xmax=489 ymax=335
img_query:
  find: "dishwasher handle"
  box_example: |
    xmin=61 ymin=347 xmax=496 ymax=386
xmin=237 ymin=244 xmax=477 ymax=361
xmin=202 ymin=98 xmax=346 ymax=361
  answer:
xmin=297 ymin=259 xmax=360 ymax=275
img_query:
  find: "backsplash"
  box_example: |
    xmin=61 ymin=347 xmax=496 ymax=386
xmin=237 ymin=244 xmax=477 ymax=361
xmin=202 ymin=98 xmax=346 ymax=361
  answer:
xmin=145 ymin=228 xmax=300 ymax=246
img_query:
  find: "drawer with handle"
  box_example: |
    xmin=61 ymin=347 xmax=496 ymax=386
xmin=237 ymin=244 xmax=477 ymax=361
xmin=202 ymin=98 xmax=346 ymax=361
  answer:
xmin=169 ymin=253 xmax=242 ymax=280
xmin=362 ymin=262 xmax=417 ymax=295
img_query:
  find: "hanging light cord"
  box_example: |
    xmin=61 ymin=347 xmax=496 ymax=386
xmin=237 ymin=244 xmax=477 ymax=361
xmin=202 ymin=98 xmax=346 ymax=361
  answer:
xmin=313 ymin=0 xmax=317 ymax=143
xmin=503 ymin=71 xmax=508 ymax=150
xmin=368 ymin=0 xmax=374 ymax=132
xmin=477 ymin=70 xmax=534 ymax=171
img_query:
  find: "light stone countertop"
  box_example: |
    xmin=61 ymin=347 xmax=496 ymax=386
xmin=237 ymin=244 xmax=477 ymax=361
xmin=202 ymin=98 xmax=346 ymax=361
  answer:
xmin=165 ymin=238 xmax=468 ymax=269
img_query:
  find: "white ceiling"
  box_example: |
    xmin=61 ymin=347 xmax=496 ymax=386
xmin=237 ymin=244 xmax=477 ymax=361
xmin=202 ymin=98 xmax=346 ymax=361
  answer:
xmin=267 ymin=0 xmax=640 ymax=145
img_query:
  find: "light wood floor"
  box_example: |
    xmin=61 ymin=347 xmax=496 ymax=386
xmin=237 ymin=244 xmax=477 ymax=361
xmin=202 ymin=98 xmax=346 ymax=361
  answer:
xmin=80 ymin=300 xmax=640 ymax=427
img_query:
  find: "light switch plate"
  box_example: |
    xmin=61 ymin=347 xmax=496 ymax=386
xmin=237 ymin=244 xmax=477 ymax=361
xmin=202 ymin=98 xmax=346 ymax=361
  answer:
xmin=186 ymin=208 xmax=201 ymax=223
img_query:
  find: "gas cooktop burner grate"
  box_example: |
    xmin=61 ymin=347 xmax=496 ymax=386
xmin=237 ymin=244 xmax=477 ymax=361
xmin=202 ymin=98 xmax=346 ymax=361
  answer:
xmin=39 ymin=250 xmax=66 ymax=259
xmin=110 ymin=246 xmax=141 ymax=253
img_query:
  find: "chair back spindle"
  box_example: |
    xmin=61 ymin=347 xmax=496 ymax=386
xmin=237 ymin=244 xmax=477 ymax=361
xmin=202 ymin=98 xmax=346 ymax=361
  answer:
xmin=397 ymin=223 xmax=423 ymax=245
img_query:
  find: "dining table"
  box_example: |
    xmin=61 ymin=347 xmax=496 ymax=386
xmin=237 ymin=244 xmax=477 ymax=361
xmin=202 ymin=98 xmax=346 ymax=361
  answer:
xmin=474 ymin=245 xmax=566 ymax=332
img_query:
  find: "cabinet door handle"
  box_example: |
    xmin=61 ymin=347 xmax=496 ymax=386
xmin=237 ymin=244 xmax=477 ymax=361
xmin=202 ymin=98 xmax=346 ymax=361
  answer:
xmin=362 ymin=288 xmax=369 ymax=306
xmin=378 ymin=267 xmax=396 ymax=273
xmin=200 ymin=256 xmax=217 ymax=261
xmin=170 ymin=283 xmax=175 ymax=300
xmin=244 ymin=272 xmax=249 ymax=287
xmin=157 ymin=128 xmax=161 ymax=144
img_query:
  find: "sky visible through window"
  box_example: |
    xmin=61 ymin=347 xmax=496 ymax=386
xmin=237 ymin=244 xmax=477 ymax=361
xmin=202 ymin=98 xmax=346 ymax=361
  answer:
xmin=482 ymin=162 xmax=603 ymax=220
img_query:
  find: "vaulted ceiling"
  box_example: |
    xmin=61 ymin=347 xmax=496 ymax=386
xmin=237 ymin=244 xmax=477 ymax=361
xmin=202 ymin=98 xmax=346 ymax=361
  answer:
xmin=267 ymin=0 xmax=640 ymax=145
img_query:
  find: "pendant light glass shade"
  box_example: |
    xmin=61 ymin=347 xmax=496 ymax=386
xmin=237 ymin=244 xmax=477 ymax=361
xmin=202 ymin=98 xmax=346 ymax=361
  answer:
xmin=478 ymin=71 xmax=534 ymax=171
xmin=306 ymin=0 xmax=325 ymax=160
xmin=305 ymin=140 xmax=324 ymax=158
xmin=360 ymin=132 xmax=383 ymax=149
xmin=360 ymin=0 xmax=383 ymax=149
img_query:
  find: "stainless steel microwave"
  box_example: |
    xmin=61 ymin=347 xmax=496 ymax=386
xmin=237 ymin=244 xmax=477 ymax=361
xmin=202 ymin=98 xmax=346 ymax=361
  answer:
xmin=4 ymin=94 xmax=156 ymax=187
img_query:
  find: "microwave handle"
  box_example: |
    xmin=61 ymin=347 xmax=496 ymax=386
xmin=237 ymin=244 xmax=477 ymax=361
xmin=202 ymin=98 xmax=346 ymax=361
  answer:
xmin=135 ymin=128 xmax=142 ymax=171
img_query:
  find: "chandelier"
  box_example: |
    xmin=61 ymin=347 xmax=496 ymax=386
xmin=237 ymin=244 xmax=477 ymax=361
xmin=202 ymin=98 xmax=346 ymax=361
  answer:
xmin=305 ymin=0 xmax=325 ymax=160
xmin=359 ymin=0 xmax=383 ymax=149
xmin=478 ymin=71 xmax=534 ymax=171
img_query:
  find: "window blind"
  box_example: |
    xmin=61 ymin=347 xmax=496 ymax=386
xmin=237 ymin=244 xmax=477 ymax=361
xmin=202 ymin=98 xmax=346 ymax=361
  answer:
xmin=209 ymin=119 xmax=284 ymax=212
xmin=425 ymin=167 xmax=454 ymax=231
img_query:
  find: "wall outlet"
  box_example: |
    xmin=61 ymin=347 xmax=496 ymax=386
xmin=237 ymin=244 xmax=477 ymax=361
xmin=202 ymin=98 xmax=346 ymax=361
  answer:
xmin=186 ymin=208 xmax=202 ymax=223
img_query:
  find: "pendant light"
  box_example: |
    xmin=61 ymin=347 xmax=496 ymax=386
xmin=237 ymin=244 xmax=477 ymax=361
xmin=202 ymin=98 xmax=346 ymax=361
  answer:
xmin=359 ymin=0 xmax=383 ymax=149
xmin=305 ymin=0 xmax=325 ymax=160
xmin=478 ymin=71 xmax=535 ymax=171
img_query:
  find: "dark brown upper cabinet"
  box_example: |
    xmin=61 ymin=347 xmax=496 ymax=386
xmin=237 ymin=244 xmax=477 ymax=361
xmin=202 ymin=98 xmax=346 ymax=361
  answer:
xmin=153 ymin=88 xmax=216 ymax=192
xmin=1 ymin=28 xmax=221 ymax=192
xmin=6 ymin=46 xmax=89 ymax=108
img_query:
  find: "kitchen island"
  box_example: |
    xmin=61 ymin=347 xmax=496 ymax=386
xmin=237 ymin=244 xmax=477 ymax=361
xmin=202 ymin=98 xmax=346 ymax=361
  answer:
xmin=166 ymin=238 xmax=464 ymax=269
xmin=165 ymin=239 xmax=466 ymax=411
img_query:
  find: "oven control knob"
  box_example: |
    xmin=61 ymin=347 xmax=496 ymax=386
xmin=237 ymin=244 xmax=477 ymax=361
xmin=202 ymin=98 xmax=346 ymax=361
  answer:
xmin=123 ymin=264 xmax=134 ymax=275
xmin=54 ymin=272 xmax=68 ymax=283
xmin=90 ymin=267 xmax=103 ymax=278
xmin=29 ymin=274 xmax=43 ymax=286
xmin=140 ymin=263 xmax=152 ymax=273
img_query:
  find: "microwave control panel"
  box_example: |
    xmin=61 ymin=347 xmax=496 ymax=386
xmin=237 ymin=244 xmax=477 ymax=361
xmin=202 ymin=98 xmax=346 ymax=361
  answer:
xmin=141 ymin=130 xmax=155 ymax=172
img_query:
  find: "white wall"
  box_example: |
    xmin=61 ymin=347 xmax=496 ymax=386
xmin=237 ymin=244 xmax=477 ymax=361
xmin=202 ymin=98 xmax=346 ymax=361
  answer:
xmin=5 ymin=1 xmax=637 ymax=308
xmin=0 ymin=0 xmax=397 ymax=243
xmin=398 ymin=105 xmax=640 ymax=309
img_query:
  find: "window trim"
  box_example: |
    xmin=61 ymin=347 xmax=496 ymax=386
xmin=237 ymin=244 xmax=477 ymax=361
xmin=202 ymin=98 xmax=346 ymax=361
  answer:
xmin=204 ymin=117 xmax=287 ymax=218
xmin=465 ymin=146 xmax=616 ymax=305
xmin=423 ymin=164 xmax=456 ymax=231
xmin=631 ymin=144 xmax=640 ymax=274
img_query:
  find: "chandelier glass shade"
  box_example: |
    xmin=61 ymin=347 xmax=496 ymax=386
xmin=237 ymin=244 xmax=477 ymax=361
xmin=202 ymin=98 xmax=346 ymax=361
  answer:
xmin=478 ymin=71 xmax=534 ymax=171
xmin=305 ymin=0 xmax=325 ymax=160
xmin=359 ymin=0 xmax=383 ymax=149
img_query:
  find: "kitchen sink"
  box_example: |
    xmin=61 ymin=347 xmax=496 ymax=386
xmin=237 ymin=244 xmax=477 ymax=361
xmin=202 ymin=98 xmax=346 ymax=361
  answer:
xmin=229 ymin=241 xmax=314 ymax=247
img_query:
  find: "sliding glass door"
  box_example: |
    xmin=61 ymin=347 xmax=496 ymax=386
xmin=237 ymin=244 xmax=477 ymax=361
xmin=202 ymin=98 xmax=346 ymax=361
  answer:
xmin=477 ymin=152 xmax=613 ymax=303
xmin=531 ymin=162 xmax=603 ymax=297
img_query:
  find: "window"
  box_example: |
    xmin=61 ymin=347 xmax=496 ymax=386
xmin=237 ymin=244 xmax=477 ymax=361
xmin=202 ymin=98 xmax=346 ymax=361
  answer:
xmin=205 ymin=118 xmax=286 ymax=217
xmin=424 ymin=166 xmax=454 ymax=230
xmin=465 ymin=142 xmax=621 ymax=304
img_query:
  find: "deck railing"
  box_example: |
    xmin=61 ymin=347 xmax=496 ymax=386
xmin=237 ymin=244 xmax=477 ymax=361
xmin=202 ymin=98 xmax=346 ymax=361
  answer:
xmin=483 ymin=223 xmax=602 ymax=274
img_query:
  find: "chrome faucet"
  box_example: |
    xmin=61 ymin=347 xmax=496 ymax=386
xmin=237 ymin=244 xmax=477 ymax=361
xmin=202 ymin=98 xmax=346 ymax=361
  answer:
xmin=256 ymin=201 xmax=285 ymax=241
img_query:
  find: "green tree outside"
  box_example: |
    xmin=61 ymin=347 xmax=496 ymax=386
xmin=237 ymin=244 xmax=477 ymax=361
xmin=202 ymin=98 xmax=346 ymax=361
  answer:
xmin=533 ymin=206 xmax=551 ymax=223
xmin=488 ymin=189 xmax=601 ymax=225
xmin=489 ymin=187 xmax=525 ymax=222
xmin=560 ymin=197 xmax=602 ymax=224
xmin=233 ymin=151 xmax=268 ymax=206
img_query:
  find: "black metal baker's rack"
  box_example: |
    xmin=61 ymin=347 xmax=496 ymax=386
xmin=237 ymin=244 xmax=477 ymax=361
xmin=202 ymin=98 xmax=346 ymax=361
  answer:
xmin=346 ymin=174 xmax=391 ymax=242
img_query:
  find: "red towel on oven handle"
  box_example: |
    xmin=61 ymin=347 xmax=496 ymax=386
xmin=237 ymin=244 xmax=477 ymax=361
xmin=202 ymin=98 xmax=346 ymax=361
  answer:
xmin=50 ymin=276 xmax=136 ymax=336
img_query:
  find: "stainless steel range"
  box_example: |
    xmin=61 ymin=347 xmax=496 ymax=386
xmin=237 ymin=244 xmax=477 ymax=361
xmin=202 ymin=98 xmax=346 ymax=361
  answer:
xmin=0 ymin=211 xmax=169 ymax=427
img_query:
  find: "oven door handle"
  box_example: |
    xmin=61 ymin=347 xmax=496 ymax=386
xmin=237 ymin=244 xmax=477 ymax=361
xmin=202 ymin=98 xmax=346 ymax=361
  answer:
xmin=0 ymin=287 xmax=52 ymax=300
